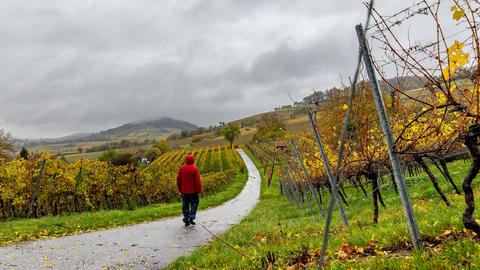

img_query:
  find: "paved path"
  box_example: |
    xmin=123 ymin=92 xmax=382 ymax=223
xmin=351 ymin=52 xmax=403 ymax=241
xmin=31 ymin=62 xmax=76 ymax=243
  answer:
xmin=0 ymin=149 xmax=261 ymax=270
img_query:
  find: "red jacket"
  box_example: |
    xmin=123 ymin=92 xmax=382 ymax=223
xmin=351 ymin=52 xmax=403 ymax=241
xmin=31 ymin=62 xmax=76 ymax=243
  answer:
xmin=177 ymin=155 xmax=202 ymax=194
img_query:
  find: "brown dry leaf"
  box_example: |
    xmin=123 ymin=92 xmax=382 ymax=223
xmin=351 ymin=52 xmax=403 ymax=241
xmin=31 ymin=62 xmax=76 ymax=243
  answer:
xmin=441 ymin=230 xmax=453 ymax=237
xmin=367 ymin=240 xmax=377 ymax=247
xmin=286 ymin=264 xmax=300 ymax=270
xmin=340 ymin=243 xmax=352 ymax=252
xmin=353 ymin=246 xmax=364 ymax=254
xmin=337 ymin=242 xmax=356 ymax=260
xmin=337 ymin=250 xmax=349 ymax=260
xmin=424 ymin=242 xmax=435 ymax=248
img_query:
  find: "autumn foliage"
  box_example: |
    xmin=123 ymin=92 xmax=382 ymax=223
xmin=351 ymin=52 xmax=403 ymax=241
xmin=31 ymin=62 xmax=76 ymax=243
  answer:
xmin=0 ymin=146 xmax=244 ymax=220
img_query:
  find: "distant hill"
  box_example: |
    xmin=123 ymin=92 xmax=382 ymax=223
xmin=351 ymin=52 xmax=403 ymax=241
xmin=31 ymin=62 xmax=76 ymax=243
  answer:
xmin=21 ymin=117 xmax=198 ymax=146
xmin=86 ymin=117 xmax=197 ymax=141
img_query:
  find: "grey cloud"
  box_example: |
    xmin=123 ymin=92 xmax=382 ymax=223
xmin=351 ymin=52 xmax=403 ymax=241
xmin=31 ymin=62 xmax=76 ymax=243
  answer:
xmin=0 ymin=0 xmax=428 ymax=138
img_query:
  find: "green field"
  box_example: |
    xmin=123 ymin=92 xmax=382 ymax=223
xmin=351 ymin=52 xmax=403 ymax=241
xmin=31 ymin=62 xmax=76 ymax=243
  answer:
xmin=61 ymin=145 xmax=151 ymax=162
xmin=63 ymin=151 xmax=104 ymax=162
xmin=168 ymin=150 xmax=480 ymax=269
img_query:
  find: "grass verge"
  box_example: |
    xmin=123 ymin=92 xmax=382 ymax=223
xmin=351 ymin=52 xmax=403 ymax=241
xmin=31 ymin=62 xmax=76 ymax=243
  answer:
xmin=0 ymin=172 xmax=247 ymax=247
xmin=168 ymin=151 xmax=480 ymax=269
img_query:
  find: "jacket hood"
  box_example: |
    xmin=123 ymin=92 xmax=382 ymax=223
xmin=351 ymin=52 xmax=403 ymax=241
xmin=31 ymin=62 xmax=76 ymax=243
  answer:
xmin=185 ymin=155 xmax=195 ymax=165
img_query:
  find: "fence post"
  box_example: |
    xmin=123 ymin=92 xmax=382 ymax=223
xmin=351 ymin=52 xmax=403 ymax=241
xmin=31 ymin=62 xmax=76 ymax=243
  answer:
xmin=27 ymin=159 xmax=46 ymax=218
xmin=308 ymin=110 xmax=349 ymax=228
xmin=291 ymin=139 xmax=326 ymax=218
xmin=356 ymin=23 xmax=423 ymax=249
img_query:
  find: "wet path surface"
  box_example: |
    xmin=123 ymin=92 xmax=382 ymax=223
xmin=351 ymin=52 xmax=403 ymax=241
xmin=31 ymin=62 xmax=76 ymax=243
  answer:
xmin=0 ymin=149 xmax=261 ymax=270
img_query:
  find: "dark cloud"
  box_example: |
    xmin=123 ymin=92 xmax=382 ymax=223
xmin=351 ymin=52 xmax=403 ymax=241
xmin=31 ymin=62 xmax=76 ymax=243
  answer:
xmin=0 ymin=0 xmax=439 ymax=138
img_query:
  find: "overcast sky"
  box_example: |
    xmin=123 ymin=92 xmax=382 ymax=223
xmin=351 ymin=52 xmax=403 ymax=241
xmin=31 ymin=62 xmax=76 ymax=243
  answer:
xmin=0 ymin=0 xmax=451 ymax=138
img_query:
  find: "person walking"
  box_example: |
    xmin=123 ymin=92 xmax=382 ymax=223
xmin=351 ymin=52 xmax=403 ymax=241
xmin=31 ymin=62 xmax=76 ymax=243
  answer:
xmin=177 ymin=155 xmax=202 ymax=226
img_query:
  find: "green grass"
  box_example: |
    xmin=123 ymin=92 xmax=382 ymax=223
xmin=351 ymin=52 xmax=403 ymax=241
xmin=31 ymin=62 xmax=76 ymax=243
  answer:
xmin=0 ymin=172 xmax=248 ymax=247
xmin=168 ymin=152 xmax=480 ymax=269
xmin=63 ymin=151 xmax=104 ymax=162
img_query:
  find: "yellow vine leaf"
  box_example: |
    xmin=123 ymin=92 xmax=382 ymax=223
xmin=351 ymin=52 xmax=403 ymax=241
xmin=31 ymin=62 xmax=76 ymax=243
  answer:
xmin=451 ymin=5 xmax=465 ymax=21
xmin=442 ymin=67 xmax=452 ymax=81
xmin=443 ymin=40 xmax=469 ymax=80
xmin=450 ymin=83 xmax=457 ymax=92
xmin=436 ymin=92 xmax=447 ymax=104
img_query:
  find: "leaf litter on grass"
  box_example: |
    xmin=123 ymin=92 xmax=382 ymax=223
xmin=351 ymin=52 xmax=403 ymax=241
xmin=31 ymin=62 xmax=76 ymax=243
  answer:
xmin=281 ymin=228 xmax=480 ymax=269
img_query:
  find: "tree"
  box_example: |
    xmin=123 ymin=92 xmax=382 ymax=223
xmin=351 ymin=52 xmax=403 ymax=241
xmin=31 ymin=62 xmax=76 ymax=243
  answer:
xmin=145 ymin=147 xmax=162 ymax=162
xmin=98 ymin=149 xmax=136 ymax=166
xmin=191 ymin=135 xmax=202 ymax=143
xmin=19 ymin=147 xmax=29 ymax=160
xmin=98 ymin=149 xmax=118 ymax=163
xmin=167 ymin=133 xmax=181 ymax=141
xmin=252 ymin=113 xmax=286 ymax=142
xmin=0 ymin=129 xmax=13 ymax=161
xmin=111 ymin=152 xmax=135 ymax=167
xmin=154 ymin=139 xmax=169 ymax=154
xmin=221 ymin=123 xmax=241 ymax=147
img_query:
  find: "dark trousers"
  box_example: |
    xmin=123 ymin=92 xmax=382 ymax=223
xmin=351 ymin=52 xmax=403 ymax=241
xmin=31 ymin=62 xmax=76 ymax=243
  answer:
xmin=181 ymin=193 xmax=199 ymax=222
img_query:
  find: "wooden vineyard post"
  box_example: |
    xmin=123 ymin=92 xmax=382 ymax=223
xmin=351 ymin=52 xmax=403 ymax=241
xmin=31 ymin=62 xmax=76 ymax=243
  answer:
xmin=356 ymin=23 xmax=423 ymax=249
xmin=27 ymin=159 xmax=46 ymax=218
xmin=291 ymin=139 xmax=326 ymax=217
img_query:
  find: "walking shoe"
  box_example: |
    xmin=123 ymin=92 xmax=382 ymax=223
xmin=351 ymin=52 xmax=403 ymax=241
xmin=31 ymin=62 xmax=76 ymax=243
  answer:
xmin=189 ymin=218 xmax=196 ymax=225
xmin=183 ymin=219 xmax=190 ymax=226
